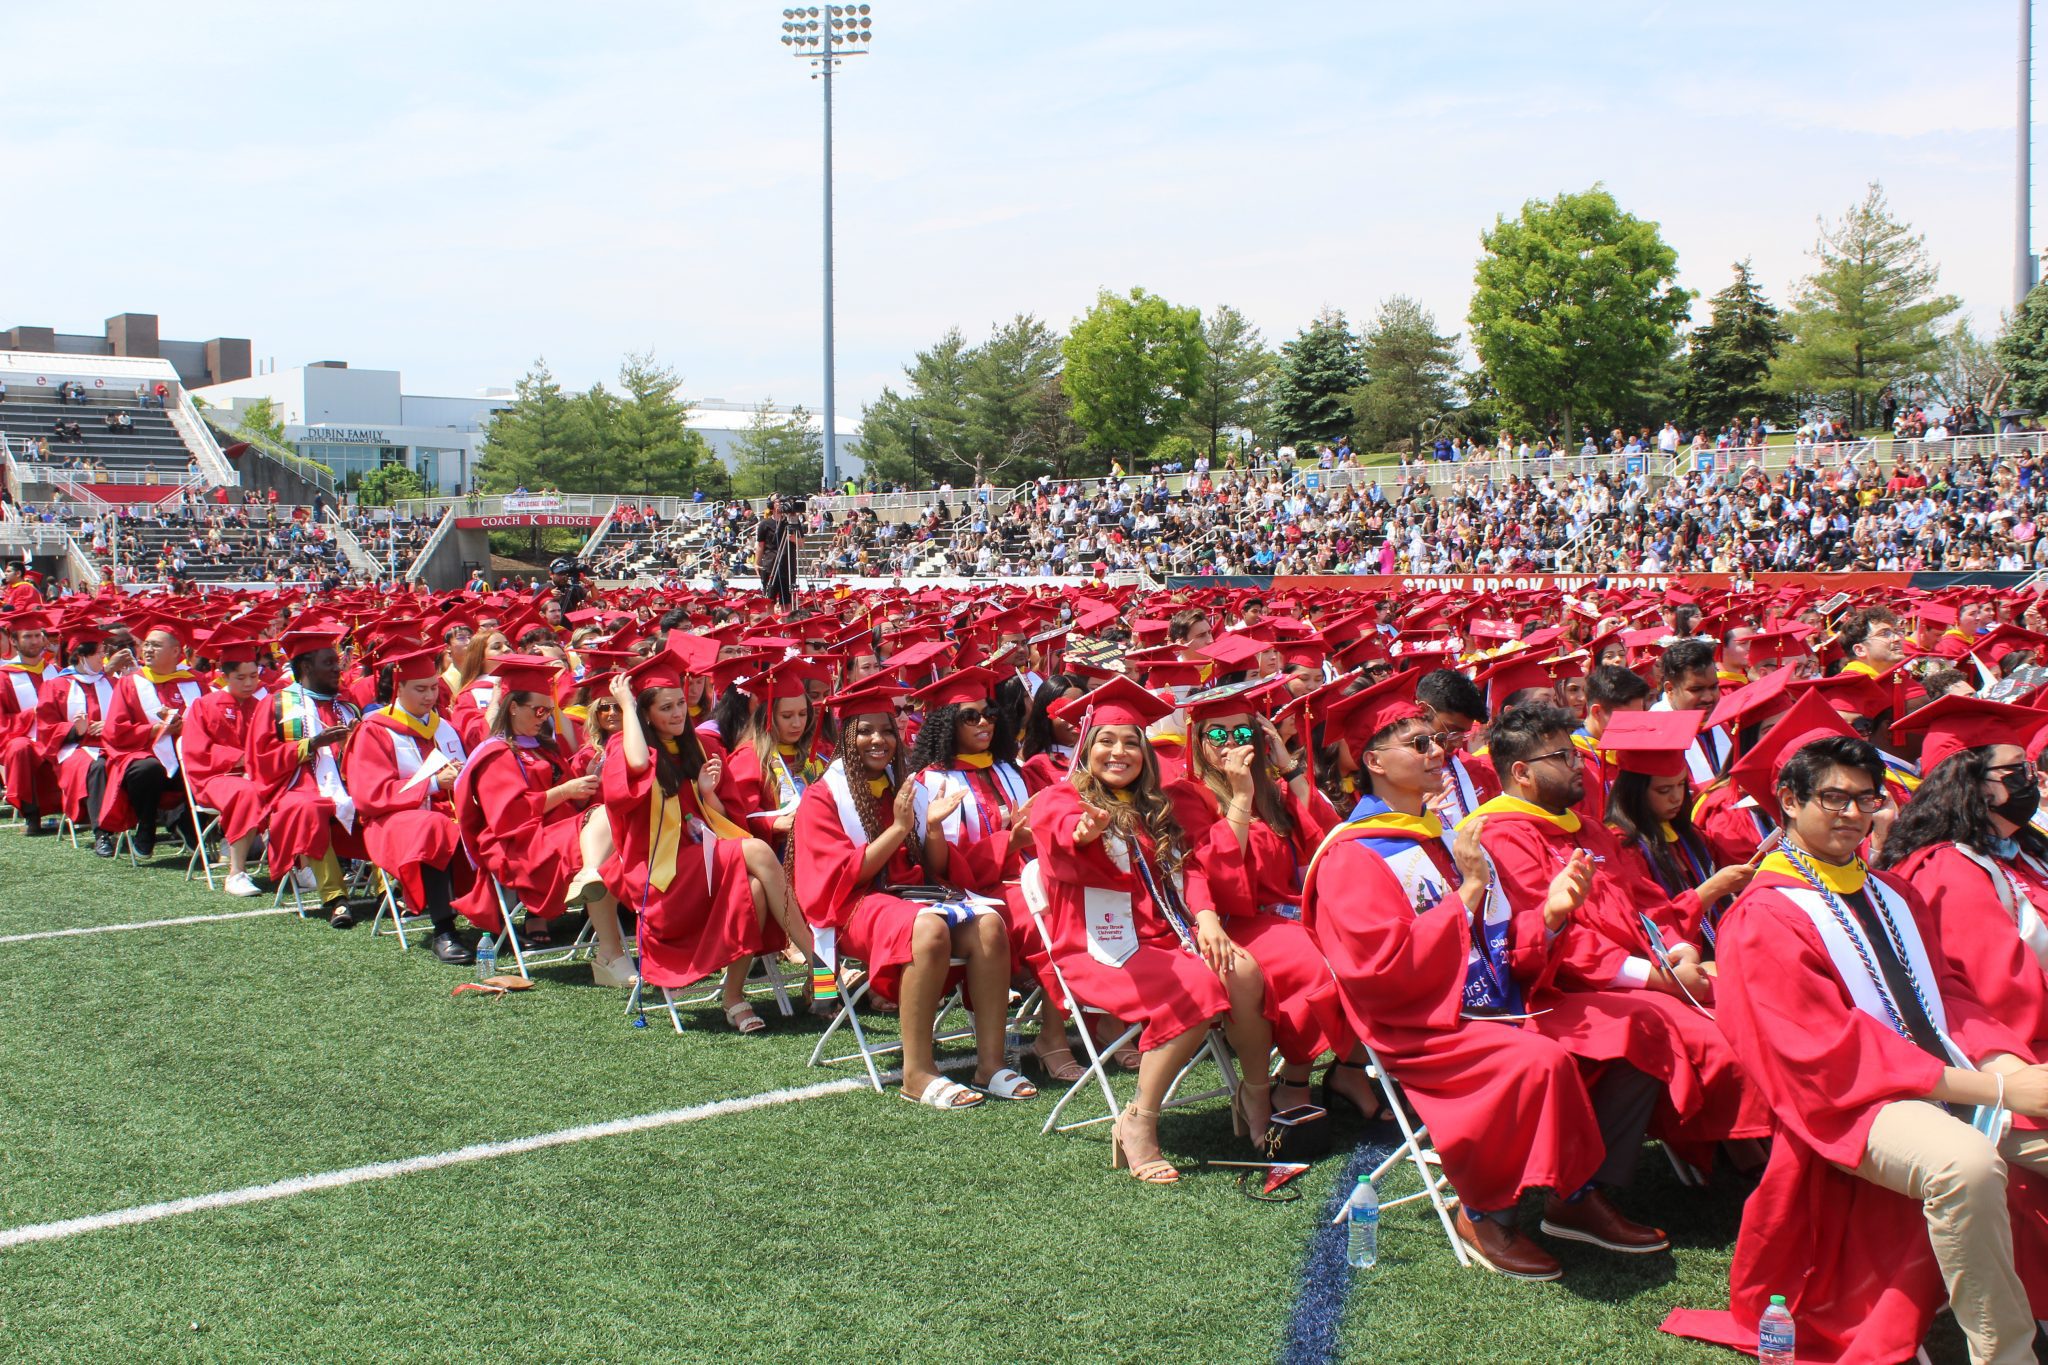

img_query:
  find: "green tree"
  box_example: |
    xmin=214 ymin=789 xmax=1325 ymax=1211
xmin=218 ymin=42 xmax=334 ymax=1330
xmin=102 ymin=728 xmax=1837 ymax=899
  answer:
xmin=239 ymin=396 xmax=290 ymax=448
xmin=599 ymin=352 xmax=725 ymax=498
xmin=961 ymin=314 xmax=1066 ymax=485
xmin=1469 ymin=185 xmax=1692 ymax=445
xmin=1931 ymin=320 xmax=2007 ymax=412
xmin=475 ymin=359 xmax=595 ymax=494
xmin=1348 ymin=296 xmax=1459 ymax=453
xmin=1268 ymin=309 xmax=1363 ymax=446
xmin=1997 ymin=283 xmax=2048 ymax=413
xmin=1182 ymin=304 xmax=1274 ymax=462
xmin=1060 ymin=287 xmax=1206 ymax=465
xmin=1680 ymin=261 xmax=1790 ymax=430
xmin=859 ymin=328 xmax=976 ymax=487
xmin=729 ymin=400 xmax=825 ymax=499
xmin=356 ymin=462 xmax=427 ymax=506
xmin=1769 ymin=182 xmax=1960 ymax=428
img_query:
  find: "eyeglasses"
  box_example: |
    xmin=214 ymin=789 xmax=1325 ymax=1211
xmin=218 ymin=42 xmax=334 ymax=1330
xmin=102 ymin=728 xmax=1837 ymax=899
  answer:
xmin=1202 ymin=724 xmax=1258 ymax=748
xmin=1812 ymin=789 xmax=1888 ymax=814
xmin=954 ymin=707 xmax=993 ymax=725
xmin=1987 ymin=760 xmax=2039 ymax=787
xmin=1372 ymin=732 xmax=1446 ymax=756
xmin=1522 ymin=748 xmax=1578 ymax=769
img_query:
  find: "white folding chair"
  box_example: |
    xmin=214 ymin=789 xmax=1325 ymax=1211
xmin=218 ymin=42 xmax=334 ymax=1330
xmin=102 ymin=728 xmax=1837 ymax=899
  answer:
xmin=0 ymin=796 xmax=21 ymax=832
xmin=175 ymin=736 xmax=226 ymax=891
xmin=367 ymin=869 xmax=428 ymax=949
xmin=805 ymin=951 xmax=974 ymax=1090
xmin=1018 ymin=859 xmax=1238 ymax=1136
xmin=485 ymin=877 xmax=597 ymax=981
xmin=1360 ymin=1043 xmax=1469 ymax=1269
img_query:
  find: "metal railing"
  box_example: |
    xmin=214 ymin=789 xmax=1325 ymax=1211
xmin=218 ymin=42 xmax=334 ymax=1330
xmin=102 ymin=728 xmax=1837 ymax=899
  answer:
xmin=403 ymin=509 xmax=456 ymax=583
xmin=204 ymin=413 xmax=337 ymax=495
xmin=393 ymin=491 xmax=716 ymax=522
xmin=323 ymin=506 xmax=384 ymax=579
xmin=162 ymin=397 xmax=238 ymax=487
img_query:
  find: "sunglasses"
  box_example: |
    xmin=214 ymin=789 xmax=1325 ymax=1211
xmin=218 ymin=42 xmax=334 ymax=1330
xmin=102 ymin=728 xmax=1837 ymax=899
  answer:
xmin=1987 ymin=760 xmax=2038 ymax=788
xmin=1201 ymin=724 xmax=1258 ymax=748
xmin=1372 ymin=732 xmax=1447 ymax=756
xmin=954 ymin=707 xmax=993 ymax=725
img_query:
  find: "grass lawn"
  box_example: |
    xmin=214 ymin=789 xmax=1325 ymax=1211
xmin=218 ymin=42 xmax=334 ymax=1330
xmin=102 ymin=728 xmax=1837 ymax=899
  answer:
xmin=0 ymin=832 xmax=1970 ymax=1363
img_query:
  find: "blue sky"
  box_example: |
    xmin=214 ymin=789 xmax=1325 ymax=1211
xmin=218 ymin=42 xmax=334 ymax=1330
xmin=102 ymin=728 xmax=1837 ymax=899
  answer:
xmin=2 ymin=1 xmax=2023 ymax=413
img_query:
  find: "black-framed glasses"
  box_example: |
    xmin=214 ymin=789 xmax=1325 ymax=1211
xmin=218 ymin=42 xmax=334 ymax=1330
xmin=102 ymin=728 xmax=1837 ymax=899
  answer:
xmin=1372 ymin=732 xmax=1446 ymax=756
xmin=1987 ymin=760 xmax=2039 ymax=788
xmin=1202 ymin=724 xmax=1258 ymax=748
xmin=1812 ymin=789 xmax=1887 ymax=814
xmin=1523 ymin=748 xmax=1577 ymax=769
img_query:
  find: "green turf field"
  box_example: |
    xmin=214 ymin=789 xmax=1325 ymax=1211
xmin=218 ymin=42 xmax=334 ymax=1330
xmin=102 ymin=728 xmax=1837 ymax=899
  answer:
xmin=0 ymin=832 xmax=1970 ymax=1363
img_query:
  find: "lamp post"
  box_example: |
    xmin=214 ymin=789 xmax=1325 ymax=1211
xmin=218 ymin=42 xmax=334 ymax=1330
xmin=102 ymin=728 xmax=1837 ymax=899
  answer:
xmin=780 ymin=4 xmax=874 ymax=491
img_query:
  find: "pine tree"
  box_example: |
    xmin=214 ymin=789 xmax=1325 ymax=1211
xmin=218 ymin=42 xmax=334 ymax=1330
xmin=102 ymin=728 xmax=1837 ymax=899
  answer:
xmin=475 ymin=359 xmax=595 ymax=493
xmin=1183 ymin=305 xmax=1275 ymax=461
xmin=1268 ymin=309 xmax=1363 ymax=446
xmin=603 ymin=352 xmax=723 ymax=498
xmin=730 ymin=401 xmax=825 ymax=499
xmin=1681 ymin=261 xmax=1790 ymax=430
xmin=1769 ymin=182 xmax=1959 ymax=429
xmin=1349 ymin=297 xmax=1459 ymax=454
xmin=1996 ymin=283 xmax=2048 ymax=413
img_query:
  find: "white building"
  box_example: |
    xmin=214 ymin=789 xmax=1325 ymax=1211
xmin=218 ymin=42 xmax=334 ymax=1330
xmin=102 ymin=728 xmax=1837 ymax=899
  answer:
xmin=196 ymin=362 xmax=863 ymax=496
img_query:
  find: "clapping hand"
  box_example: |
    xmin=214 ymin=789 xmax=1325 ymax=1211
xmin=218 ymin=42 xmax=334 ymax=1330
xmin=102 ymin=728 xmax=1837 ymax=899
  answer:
xmin=891 ymin=780 xmax=920 ymax=834
xmin=1451 ymin=813 xmax=1489 ymax=886
xmin=927 ymin=785 xmax=968 ymax=825
xmin=1544 ymin=849 xmax=1594 ymax=932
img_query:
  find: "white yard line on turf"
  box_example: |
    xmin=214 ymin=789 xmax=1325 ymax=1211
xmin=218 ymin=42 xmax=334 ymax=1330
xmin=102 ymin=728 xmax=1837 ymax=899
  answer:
xmin=0 ymin=907 xmax=299 ymax=944
xmin=0 ymin=1060 xmax=976 ymax=1251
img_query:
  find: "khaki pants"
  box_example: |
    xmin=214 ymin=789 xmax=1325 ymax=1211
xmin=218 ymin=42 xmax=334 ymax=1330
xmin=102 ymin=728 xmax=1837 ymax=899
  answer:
xmin=1848 ymin=1100 xmax=2048 ymax=1365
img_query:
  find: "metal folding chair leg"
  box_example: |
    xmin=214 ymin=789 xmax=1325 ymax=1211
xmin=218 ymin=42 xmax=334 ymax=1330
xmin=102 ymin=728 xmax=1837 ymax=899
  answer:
xmin=368 ymin=871 xmax=424 ymax=949
xmin=806 ymin=960 xmax=972 ymax=1093
xmin=1362 ymin=1045 xmax=1469 ymax=1268
xmin=184 ymin=812 xmax=224 ymax=889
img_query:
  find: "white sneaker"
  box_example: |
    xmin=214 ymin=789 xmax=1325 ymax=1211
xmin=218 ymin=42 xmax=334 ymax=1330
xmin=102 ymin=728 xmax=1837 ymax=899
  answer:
xmin=590 ymin=952 xmax=638 ymax=988
xmin=292 ymin=867 xmax=318 ymax=891
xmin=224 ymin=873 xmax=262 ymax=898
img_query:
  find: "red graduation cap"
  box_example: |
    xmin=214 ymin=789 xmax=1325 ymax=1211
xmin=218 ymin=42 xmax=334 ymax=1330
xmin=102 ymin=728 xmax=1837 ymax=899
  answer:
xmin=1889 ymin=694 xmax=2048 ymax=776
xmin=1323 ymin=668 xmax=1429 ymax=750
xmin=485 ymin=653 xmax=565 ymax=697
xmin=1596 ymin=709 xmax=1701 ymax=778
xmin=1050 ymin=675 xmax=1175 ymax=731
xmin=907 ymin=666 xmax=1004 ymax=710
xmin=1473 ymin=653 xmax=1557 ymax=714
xmin=378 ymin=644 xmax=444 ymax=685
xmin=1199 ymin=633 xmax=1273 ymax=673
xmin=1727 ymin=690 xmax=1860 ymax=811
xmin=1182 ymin=681 xmax=1273 ymax=728
xmin=822 ymin=678 xmax=912 ymax=719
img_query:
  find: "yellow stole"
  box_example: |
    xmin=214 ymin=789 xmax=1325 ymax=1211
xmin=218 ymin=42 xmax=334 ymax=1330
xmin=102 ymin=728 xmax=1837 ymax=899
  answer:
xmin=955 ymin=751 xmax=995 ymax=769
xmin=1470 ymin=793 xmax=1582 ymax=834
xmin=1841 ymin=660 xmax=1883 ymax=679
xmin=1762 ymin=849 xmax=1865 ymax=894
xmin=647 ymin=740 xmax=749 ymax=892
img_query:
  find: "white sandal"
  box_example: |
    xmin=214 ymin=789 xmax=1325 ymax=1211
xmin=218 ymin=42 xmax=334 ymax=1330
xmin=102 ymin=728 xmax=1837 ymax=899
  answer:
xmin=900 ymin=1076 xmax=984 ymax=1111
xmin=978 ymin=1067 xmax=1039 ymax=1101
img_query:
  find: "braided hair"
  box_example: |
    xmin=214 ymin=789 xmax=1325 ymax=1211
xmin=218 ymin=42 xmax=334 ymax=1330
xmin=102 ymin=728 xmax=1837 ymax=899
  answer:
xmin=834 ymin=711 xmax=927 ymax=878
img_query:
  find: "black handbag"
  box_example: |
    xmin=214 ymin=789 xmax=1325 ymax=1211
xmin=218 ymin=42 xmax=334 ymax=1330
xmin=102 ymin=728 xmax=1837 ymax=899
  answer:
xmin=1259 ymin=1102 xmax=1331 ymax=1163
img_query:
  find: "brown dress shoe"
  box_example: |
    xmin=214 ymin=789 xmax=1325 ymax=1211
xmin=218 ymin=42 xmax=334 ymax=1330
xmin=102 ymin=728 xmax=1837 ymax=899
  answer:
xmin=1538 ymin=1189 xmax=1669 ymax=1254
xmin=1454 ymin=1207 xmax=1562 ymax=1280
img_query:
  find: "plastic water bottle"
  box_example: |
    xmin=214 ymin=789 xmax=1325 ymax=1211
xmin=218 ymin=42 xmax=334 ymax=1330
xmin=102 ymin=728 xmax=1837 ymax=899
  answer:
xmin=476 ymin=933 xmax=497 ymax=979
xmin=1339 ymin=1176 xmax=1379 ymax=1269
xmin=1758 ymin=1294 xmax=1795 ymax=1364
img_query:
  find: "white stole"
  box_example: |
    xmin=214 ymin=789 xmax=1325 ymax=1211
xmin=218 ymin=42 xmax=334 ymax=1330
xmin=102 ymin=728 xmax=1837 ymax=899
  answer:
xmin=1953 ymin=845 xmax=2048 ymax=972
xmin=1082 ymin=833 xmax=1140 ymax=968
xmin=288 ymin=688 xmax=357 ymax=832
xmin=130 ymin=673 xmax=204 ymax=775
xmin=912 ymin=761 xmax=1028 ymax=845
xmin=3 ymin=670 xmax=37 ymax=718
xmin=1780 ymin=878 xmax=1968 ymax=1068
xmin=385 ymin=713 xmax=468 ymax=807
xmin=1444 ymin=755 xmax=1481 ymax=824
xmin=1684 ymin=727 xmax=1727 ymax=786
xmin=60 ymin=672 xmax=114 ymax=762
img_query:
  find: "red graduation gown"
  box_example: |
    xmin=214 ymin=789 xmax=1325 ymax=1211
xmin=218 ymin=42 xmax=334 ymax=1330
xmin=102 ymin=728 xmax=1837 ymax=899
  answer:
xmin=1 ymin=659 xmax=57 ymax=812
xmin=1892 ymin=842 xmax=2048 ymax=1055
xmin=1027 ymin=781 xmax=1228 ymax=1050
xmin=245 ymin=690 xmax=366 ymax=871
xmin=1693 ymin=778 xmax=1774 ymax=868
xmin=182 ymin=689 xmax=265 ymax=843
xmin=453 ymin=736 xmax=586 ymax=932
xmin=790 ymin=764 xmax=941 ymax=1004
xmin=97 ymin=669 xmax=207 ymax=834
xmin=340 ymin=711 xmax=473 ymax=911
xmin=1019 ymin=750 xmax=1071 ymax=794
xmin=597 ymin=733 xmax=768 ymax=989
xmin=1474 ymin=799 xmax=1770 ymax=1145
xmin=1301 ymin=821 xmax=1604 ymax=1212
xmin=1663 ymin=870 xmax=2036 ymax=1364
xmin=1170 ymin=780 xmax=1344 ymax=1066
xmin=37 ymin=668 xmax=112 ymax=822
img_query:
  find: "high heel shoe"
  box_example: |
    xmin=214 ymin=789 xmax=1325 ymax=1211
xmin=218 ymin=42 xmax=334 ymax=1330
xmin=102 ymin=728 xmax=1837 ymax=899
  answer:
xmin=1111 ymin=1103 xmax=1180 ymax=1184
xmin=1318 ymin=1061 xmax=1383 ymax=1122
xmin=1232 ymin=1078 xmax=1274 ymax=1142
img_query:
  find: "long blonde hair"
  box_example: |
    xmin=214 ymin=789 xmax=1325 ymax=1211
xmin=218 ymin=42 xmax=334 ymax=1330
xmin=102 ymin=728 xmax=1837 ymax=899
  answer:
xmin=1071 ymin=724 xmax=1187 ymax=881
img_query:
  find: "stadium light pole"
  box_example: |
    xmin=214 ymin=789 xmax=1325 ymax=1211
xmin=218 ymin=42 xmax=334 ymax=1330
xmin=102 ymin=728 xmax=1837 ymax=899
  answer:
xmin=781 ymin=4 xmax=874 ymax=490
xmin=2022 ymin=0 xmax=2036 ymax=311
